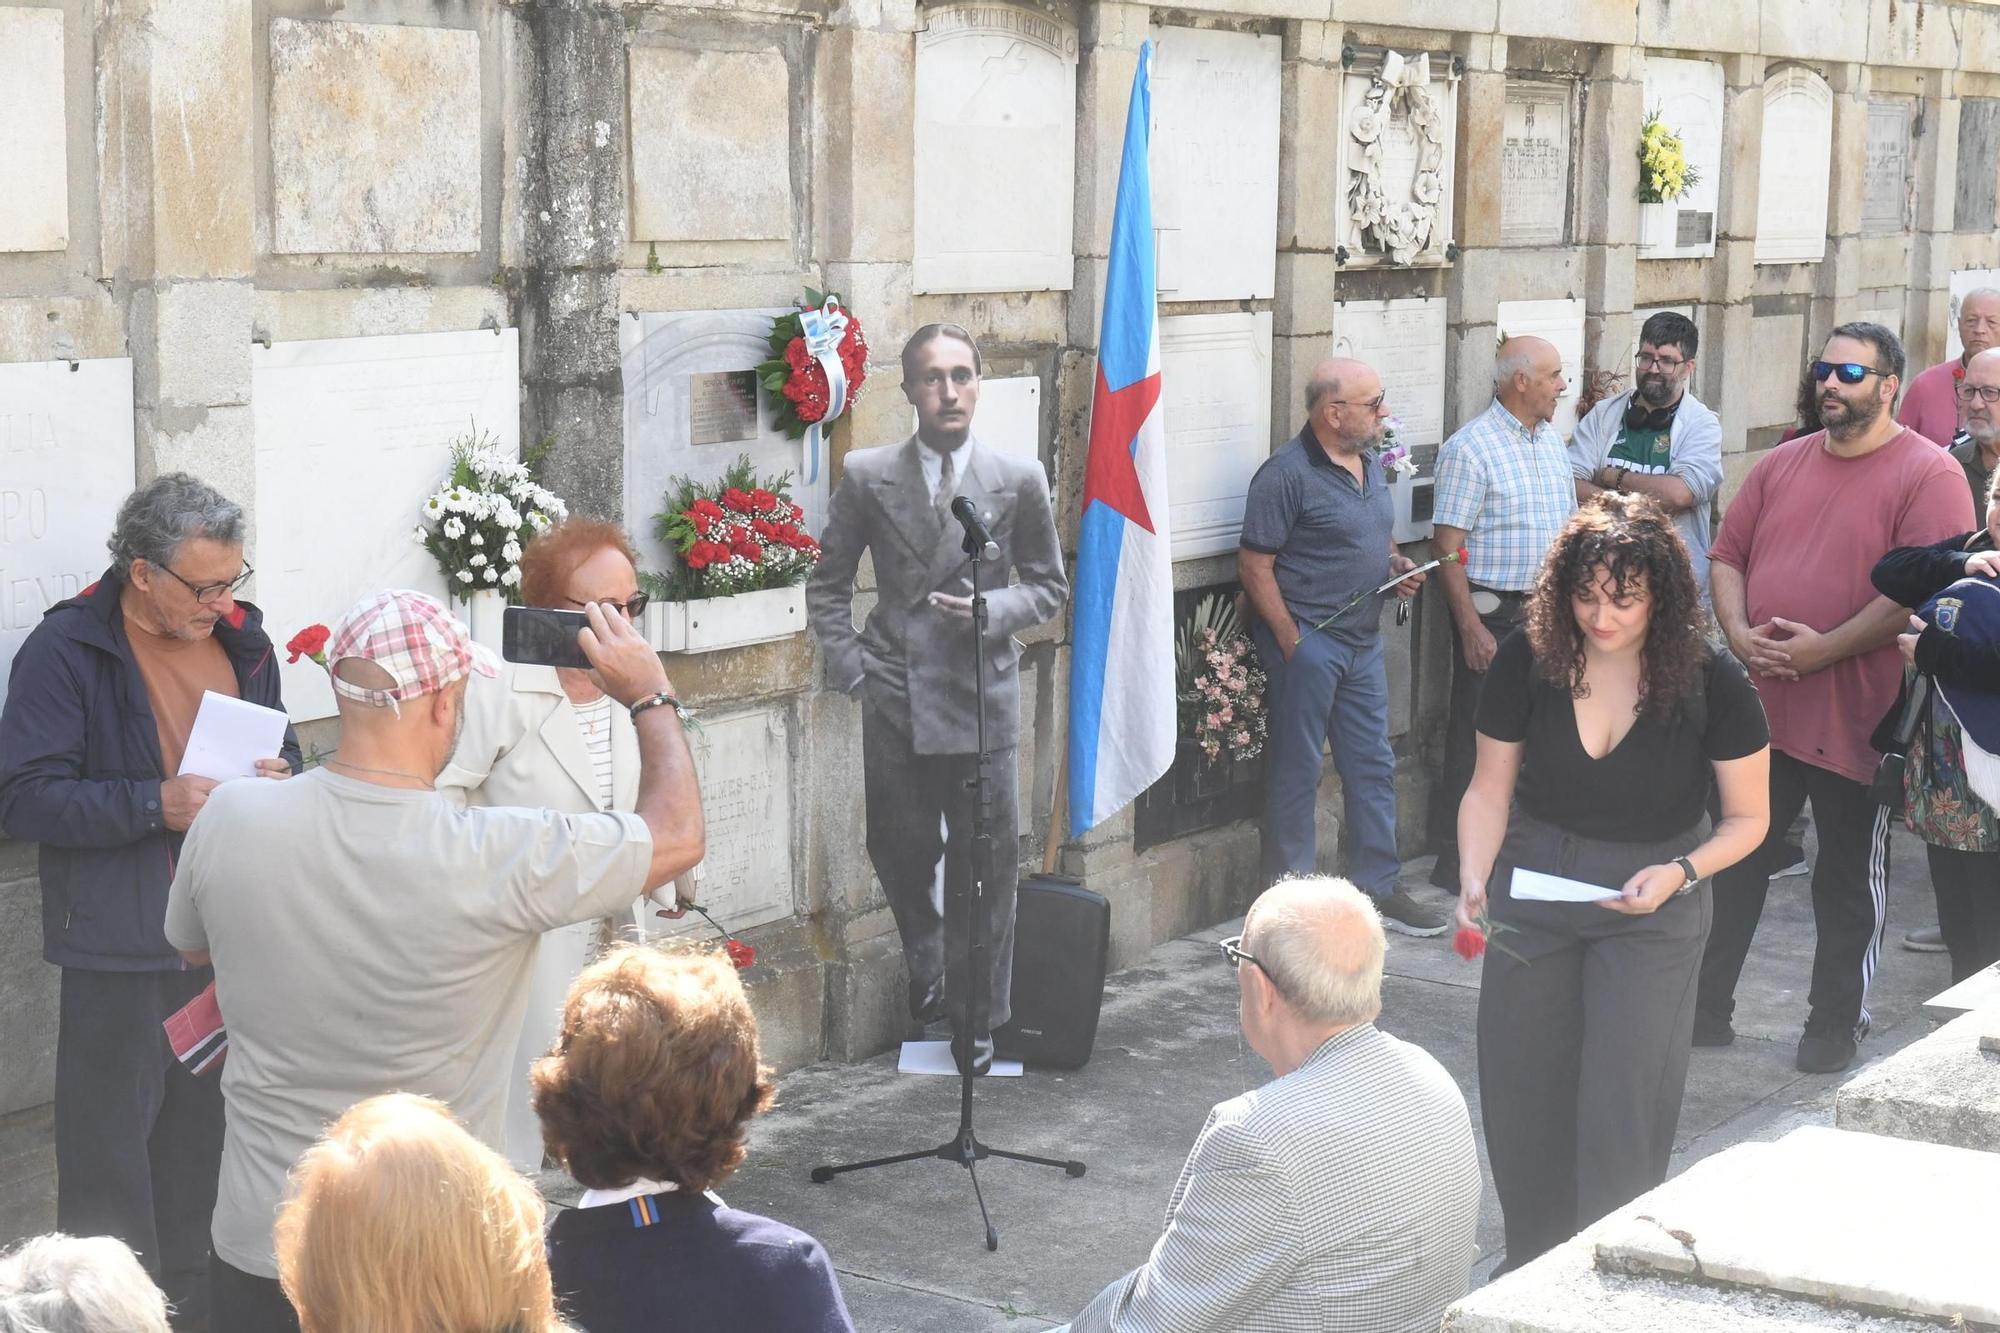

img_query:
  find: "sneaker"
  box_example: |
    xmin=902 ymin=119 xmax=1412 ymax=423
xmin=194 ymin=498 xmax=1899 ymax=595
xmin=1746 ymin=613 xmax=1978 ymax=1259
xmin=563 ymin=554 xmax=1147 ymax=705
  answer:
xmin=1796 ymin=1028 xmax=1857 ymax=1074
xmin=1902 ymin=925 xmax=1947 ymax=953
xmin=1377 ymin=887 xmax=1450 ymax=937
xmin=1768 ymin=846 xmax=1810 ymax=879
xmin=1691 ymin=1014 xmax=1736 ymax=1047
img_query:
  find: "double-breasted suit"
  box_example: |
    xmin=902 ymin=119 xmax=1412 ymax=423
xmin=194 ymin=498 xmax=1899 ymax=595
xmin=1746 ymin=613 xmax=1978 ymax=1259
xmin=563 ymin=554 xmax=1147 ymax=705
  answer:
xmin=807 ymin=435 xmax=1067 ymax=1029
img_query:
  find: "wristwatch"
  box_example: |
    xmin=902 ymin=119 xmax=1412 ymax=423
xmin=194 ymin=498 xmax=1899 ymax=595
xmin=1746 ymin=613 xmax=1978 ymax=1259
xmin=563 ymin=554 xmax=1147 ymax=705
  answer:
xmin=1673 ymin=856 xmax=1700 ymax=895
xmin=629 ymin=692 xmax=692 ymax=724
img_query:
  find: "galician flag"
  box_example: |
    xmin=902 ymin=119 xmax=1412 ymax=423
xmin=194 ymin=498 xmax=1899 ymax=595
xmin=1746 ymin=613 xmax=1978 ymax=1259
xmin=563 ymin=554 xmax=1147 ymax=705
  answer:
xmin=1066 ymin=41 xmax=1174 ymax=838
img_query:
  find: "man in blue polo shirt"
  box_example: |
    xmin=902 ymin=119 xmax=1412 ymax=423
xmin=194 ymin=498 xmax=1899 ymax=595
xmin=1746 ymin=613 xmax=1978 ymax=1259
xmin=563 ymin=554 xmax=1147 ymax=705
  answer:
xmin=1238 ymin=357 xmax=1446 ymax=936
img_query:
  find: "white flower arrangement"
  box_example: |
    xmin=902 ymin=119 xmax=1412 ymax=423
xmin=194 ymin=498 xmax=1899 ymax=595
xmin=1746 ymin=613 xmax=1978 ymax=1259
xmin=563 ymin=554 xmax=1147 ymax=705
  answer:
xmin=1374 ymin=417 xmax=1420 ymax=478
xmin=417 ymin=431 xmax=568 ymax=604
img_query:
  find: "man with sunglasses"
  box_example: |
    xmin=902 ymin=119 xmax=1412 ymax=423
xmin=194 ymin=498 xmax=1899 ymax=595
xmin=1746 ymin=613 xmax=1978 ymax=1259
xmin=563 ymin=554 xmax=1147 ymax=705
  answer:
xmin=1696 ymin=325 xmax=1974 ymax=1074
xmin=1058 ymin=877 xmax=1478 ymax=1333
xmin=1569 ymin=312 xmax=1723 ymax=603
xmin=0 ymin=473 xmax=300 ymax=1330
xmin=1897 ymin=287 xmax=2000 ymax=450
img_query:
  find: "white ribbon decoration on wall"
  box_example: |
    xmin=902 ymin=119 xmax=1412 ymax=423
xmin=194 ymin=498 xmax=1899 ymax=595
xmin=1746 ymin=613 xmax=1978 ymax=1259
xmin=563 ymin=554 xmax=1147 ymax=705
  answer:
xmin=797 ymin=304 xmax=851 ymax=485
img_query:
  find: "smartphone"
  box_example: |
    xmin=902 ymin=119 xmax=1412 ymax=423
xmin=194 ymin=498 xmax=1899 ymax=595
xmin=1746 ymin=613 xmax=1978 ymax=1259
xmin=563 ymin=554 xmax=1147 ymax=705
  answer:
xmin=502 ymin=605 xmax=593 ymax=669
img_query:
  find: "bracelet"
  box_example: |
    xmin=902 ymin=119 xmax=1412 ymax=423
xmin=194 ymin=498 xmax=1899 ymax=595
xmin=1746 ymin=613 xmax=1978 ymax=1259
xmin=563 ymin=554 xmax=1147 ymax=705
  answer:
xmin=1614 ymin=467 xmax=1630 ymax=490
xmin=629 ymin=692 xmax=691 ymax=724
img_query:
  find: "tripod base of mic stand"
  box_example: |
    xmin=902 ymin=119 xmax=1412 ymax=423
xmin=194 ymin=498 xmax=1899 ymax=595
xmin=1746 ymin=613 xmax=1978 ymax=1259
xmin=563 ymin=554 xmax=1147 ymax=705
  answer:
xmin=810 ymin=1131 xmax=1085 ymax=1252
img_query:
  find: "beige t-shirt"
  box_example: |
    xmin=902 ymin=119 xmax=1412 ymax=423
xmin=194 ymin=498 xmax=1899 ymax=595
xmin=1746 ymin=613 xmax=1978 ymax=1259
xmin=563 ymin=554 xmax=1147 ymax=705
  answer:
xmin=163 ymin=766 xmax=652 ymax=1277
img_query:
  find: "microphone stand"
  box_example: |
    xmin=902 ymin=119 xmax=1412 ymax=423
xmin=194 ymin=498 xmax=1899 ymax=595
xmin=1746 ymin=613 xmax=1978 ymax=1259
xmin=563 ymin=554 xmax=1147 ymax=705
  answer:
xmin=810 ymin=509 xmax=1086 ymax=1250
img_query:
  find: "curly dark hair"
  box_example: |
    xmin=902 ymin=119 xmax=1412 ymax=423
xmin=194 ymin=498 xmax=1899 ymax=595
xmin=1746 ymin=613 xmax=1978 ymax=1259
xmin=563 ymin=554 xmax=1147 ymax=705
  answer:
xmin=530 ymin=945 xmax=775 ymax=1194
xmin=1524 ymin=492 xmax=1705 ymax=717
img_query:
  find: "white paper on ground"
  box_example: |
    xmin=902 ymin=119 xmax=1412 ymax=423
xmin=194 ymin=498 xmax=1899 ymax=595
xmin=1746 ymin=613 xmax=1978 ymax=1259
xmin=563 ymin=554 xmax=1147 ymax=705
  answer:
xmin=897 ymin=1040 xmax=1024 ymax=1077
xmin=1511 ymin=867 xmax=1621 ymax=903
xmin=178 ymin=692 xmax=289 ymax=782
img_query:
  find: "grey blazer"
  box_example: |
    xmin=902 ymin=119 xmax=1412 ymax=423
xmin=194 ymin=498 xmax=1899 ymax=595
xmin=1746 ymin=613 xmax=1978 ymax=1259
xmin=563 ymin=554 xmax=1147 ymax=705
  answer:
xmin=807 ymin=436 xmax=1067 ymax=755
xmin=1059 ymin=1025 xmax=1481 ymax=1333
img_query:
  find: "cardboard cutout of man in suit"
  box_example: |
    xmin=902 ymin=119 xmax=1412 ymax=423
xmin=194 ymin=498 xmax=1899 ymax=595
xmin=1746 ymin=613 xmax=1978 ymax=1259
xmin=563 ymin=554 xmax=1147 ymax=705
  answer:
xmin=808 ymin=324 xmax=1068 ymax=1072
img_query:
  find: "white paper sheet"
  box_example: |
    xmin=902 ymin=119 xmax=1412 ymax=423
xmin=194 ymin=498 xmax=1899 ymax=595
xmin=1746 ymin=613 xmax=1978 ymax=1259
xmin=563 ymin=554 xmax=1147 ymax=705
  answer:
xmin=1511 ymin=867 xmax=1621 ymax=903
xmin=178 ymin=691 xmax=289 ymax=782
xmin=897 ymin=1040 xmax=1024 ymax=1078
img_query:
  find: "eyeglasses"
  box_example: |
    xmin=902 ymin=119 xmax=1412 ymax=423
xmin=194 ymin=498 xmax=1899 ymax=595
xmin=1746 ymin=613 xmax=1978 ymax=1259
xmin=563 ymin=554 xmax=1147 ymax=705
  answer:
xmin=1955 ymin=382 xmax=2000 ymax=405
xmin=567 ymin=593 xmax=651 ymax=620
xmin=1328 ymin=393 xmax=1388 ymax=412
xmin=156 ymin=561 xmax=254 ymax=605
xmin=1811 ymin=360 xmax=1888 ymax=385
xmin=1217 ymin=933 xmax=1282 ymax=992
xmin=1634 ymin=353 xmax=1686 ymax=372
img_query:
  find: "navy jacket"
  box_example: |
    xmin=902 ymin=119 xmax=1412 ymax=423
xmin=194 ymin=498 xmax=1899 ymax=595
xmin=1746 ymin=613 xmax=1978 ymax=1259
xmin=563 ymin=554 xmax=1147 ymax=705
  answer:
xmin=547 ymin=1192 xmax=855 ymax=1333
xmin=0 ymin=567 xmax=300 ymax=970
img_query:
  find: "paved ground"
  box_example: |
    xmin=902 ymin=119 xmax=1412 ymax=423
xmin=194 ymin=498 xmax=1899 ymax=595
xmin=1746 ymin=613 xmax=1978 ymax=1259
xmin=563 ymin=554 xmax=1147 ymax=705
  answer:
xmin=0 ymin=825 xmax=1959 ymax=1332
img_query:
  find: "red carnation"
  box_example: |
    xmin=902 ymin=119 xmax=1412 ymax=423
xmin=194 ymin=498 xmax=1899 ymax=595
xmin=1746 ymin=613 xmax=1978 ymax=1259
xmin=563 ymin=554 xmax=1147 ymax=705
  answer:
xmin=724 ymin=938 xmax=756 ymax=970
xmin=731 ymin=540 xmax=763 ymax=563
xmin=1452 ymin=927 xmax=1487 ymax=961
xmin=785 ymin=336 xmax=812 ymax=373
xmin=722 ymin=488 xmax=753 ymax=513
xmin=286 ymin=624 xmax=330 ymax=665
xmin=749 ymin=488 xmax=777 ymax=511
xmin=796 ymin=395 xmax=828 ymax=424
xmin=692 ymin=498 xmax=724 ymax=520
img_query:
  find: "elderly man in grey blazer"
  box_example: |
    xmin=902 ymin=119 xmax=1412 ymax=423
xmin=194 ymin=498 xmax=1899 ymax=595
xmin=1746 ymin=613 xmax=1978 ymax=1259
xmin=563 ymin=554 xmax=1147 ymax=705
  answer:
xmin=1060 ymin=877 xmax=1480 ymax=1333
xmin=807 ymin=323 xmax=1067 ymax=1073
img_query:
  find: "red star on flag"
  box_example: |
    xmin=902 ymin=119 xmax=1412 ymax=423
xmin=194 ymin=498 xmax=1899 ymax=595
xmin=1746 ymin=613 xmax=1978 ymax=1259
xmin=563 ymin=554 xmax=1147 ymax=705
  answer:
xmin=1081 ymin=364 xmax=1161 ymax=533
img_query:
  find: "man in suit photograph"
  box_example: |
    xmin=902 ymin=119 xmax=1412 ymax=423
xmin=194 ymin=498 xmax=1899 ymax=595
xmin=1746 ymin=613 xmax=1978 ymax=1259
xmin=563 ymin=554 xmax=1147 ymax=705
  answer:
xmin=807 ymin=323 xmax=1068 ymax=1074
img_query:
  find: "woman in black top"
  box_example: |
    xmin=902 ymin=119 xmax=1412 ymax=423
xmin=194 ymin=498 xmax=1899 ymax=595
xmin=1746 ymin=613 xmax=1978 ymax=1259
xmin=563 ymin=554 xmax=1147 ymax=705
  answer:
xmin=1456 ymin=493 xmax=1770 ymax=1273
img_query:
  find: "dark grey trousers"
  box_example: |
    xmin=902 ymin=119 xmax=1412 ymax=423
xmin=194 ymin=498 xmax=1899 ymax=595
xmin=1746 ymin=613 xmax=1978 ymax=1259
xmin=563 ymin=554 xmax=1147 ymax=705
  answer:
xmin=1477 ymin=811 xmax=1711 ymax=1272
xmin=861 ymin=703 xmax=1018 ymax=1031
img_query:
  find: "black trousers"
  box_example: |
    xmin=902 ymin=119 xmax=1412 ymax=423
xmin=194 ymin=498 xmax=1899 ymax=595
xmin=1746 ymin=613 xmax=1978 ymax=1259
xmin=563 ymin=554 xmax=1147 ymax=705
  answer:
xmin=56 ymin=965 xmax=224 ymax=1332
xmin=1428 ymin=597 xmax=1525 ymax=890
xmin=1927 ymin=843 xmax=2000 ymax=983
xmin=1697 ymin=750 xmax=1891 ymax=1037
xmin=861 ymin=703 xmax=1019 ymax=1031
xmin=209 ymin=1254 xmax=300 ymax=1333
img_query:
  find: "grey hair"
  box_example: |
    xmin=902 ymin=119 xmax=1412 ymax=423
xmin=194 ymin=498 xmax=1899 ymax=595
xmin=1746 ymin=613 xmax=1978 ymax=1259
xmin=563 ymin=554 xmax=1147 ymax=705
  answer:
xmin=107 ymin=473 xmax=244 ymax=578
xmin=1246 ymin=876 xmax=1385 ymax=1027
xmin=0 ymin=1234 xmax=171 ymax=1333
xmin=1493 ymin=338 xmax=1540 ymax=389
xmin=1305 ymin=369 xmax=1342 ymax=413
xmin=1959 ymin=286 xmax=2000 ymax=314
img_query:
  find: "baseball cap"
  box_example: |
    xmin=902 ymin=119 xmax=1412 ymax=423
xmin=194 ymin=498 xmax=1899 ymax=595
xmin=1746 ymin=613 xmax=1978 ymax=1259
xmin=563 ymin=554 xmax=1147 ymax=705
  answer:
xmin=326 ymin=589 xmax=500 ymax=711
xmin=1919 ymin=574 xmax=2000 ymax=810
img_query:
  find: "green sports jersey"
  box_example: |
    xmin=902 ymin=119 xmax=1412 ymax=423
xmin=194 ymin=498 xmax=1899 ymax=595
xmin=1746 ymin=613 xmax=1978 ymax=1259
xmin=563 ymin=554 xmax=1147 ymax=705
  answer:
xmin=1608 ymin=422 xmax=1672 ymax=472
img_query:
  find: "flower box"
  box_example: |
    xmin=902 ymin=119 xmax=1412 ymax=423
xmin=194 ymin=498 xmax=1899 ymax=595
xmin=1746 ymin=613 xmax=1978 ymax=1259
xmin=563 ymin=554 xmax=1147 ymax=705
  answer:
xmin=642 ymin=584 xmax=807 ymax=655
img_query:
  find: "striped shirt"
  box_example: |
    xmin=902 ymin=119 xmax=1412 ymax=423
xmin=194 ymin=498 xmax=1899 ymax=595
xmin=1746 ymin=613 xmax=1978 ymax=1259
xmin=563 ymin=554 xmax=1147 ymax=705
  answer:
xmin=576 ymin=694 xmax=616 ymax=811
xmin=1432 ymin=398 xmax=1575 ymax=591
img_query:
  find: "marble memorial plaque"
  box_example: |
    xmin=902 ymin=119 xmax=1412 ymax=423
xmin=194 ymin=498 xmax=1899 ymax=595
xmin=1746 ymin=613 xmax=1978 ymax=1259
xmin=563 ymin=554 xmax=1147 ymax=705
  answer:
xmin=0 ymin=9 xmax=68 ymax=253
xmin=1863 ymin=97 xmax=1915 ymax=236
xmin=657 ymin=707 xmax=796 ymax=934
xmin=269 ymin=18 xmax=482 ymax=255
xmin=629 ymin=46 xmax=792 ymax=244
xmin=622 ymin=310 xmax=831 ymax=579
xmin=1339 ymin=49 xmax=1458 ymax=268
xmin=1957 ymin=99 xmax=2000 ymax=232
xmin=1947 ymin=269 xmax=2000 ymax=360
xmin=1497 ymin=298 xmax=1585 ymax=441
xmin=1638 ymin=58 xmax=1724 ymax=261
xmin=689 ymin=371 xmax=761 ymax=448
xmin=1501 ymin=79 xmax=1573 ymax=248
xmin=914 ymin=4 xmax=1077 ymax=294
xmin=1754 ymin=66 xmax=1834 ymax=264
xmin=1329 ymin=298 xmax=1446 ymax=543
xmin=911 ymin=375 xmax=1041 ymax=463
xmin=1150 ymin=28 xmax=1281 ymax=301
xmin=1158 ymin=312 xmax=1271 ymax=560
xmin=0 ymin=359 xmax=136 ymax=714
xmin=252 ymin=330 xmax=520 ymax=721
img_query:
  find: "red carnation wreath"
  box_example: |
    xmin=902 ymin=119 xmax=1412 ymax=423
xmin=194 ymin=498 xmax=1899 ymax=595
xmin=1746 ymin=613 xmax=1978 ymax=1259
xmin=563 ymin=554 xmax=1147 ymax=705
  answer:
xmin=757 ymin=288 xmax=868 ymax=439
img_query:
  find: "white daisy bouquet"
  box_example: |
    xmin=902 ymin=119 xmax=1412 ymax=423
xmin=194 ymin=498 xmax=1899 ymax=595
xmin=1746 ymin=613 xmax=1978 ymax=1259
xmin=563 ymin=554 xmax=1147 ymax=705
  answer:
xmin=415 ymin=430 xmax=568 ymax=604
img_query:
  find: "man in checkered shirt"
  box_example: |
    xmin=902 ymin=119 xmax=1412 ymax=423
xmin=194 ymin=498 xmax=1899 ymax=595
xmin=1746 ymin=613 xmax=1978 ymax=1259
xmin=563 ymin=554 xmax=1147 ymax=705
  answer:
xmin=1057 ymin=877 xmax=1479 ymax=1333
xmin=1427 ymin=337 xmax=1576 ymax=892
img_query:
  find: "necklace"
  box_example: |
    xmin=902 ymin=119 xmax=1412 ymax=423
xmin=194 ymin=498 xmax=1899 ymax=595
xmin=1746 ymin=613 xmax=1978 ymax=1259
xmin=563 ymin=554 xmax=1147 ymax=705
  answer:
xmin=325 ymin=758 xmax=435 ymax=788
xmin=577 ymin=694 xmax=611 ymax=738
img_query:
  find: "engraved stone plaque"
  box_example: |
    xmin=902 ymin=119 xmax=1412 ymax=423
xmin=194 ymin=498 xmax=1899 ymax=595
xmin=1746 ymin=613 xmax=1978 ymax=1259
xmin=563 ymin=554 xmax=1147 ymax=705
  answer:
xmin=1956 ymin=99 xmax=2000 ymax=233
xmin=1638 ymin=58 xmax=1724 ymax=261
xmin=0 ymin=9 xmax=68 ymax=253
xmin=629 ymin=46 xmax=792 ymax=244
xmin=1501 ymin=79 xmax=1573 ymax=248
xmin=1864 ymin=98 xmax=1915 ymax=236
xmin=1338 ymin=49 xmax=1459 ymax=269
xmin=1159 ymin=312 xmax=1272 ymax=560
xmin=1755 ymin=66 xmax=1834 ymax=265
xmin=1150 ymin=28 xmax=1281 ymax=301
xmin=670 ymin=707 xmax=795 ymax=933
xmin=1330 ymin=298 xmax=1447 ymax=542
xmin=914 ymin=4 xmax=1078 ymax=294
xmin=688 ymin=371 xmax=761 ymax=448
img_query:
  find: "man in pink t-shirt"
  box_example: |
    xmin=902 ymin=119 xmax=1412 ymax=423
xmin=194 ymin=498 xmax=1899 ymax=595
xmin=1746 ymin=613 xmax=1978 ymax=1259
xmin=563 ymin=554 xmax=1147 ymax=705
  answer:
xmin=1697 ymin=324 xmax=1975 ymax=1075
xmin=1897 ymin=288 xmax=2000 ymax=448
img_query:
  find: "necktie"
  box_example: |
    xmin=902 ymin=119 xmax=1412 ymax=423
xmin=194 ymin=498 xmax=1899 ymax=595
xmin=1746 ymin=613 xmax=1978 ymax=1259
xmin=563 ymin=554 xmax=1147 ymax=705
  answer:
xmin=934 ymin=449 xmax=956 ymax=530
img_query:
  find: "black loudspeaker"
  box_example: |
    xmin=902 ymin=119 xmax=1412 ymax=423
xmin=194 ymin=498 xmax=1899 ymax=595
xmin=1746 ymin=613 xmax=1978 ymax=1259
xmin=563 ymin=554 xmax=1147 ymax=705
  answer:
xmin=995 ymin=874 xmax=1110 ymax=1069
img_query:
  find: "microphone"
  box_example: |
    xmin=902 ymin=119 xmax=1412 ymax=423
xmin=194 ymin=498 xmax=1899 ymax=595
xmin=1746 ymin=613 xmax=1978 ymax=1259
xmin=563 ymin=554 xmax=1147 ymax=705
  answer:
xmin=949 ymin=495 xmax=1000 ymax=560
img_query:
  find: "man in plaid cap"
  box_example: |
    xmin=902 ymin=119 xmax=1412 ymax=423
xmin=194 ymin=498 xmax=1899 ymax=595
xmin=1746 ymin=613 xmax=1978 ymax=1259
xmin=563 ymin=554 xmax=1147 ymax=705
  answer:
xmin=163 ymin=590 xmax=704 ymax=1329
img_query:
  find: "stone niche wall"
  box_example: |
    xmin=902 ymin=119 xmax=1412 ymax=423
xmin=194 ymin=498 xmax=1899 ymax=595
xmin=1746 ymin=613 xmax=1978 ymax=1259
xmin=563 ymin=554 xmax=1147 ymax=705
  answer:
xmin=11 ymin=0 xmax=2000 ymax=1152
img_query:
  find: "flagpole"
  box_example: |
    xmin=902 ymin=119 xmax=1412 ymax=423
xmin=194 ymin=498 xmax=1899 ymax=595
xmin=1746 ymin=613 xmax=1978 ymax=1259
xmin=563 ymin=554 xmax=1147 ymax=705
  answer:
xmin=1042 ymin=730 xmax=1069 ymax=875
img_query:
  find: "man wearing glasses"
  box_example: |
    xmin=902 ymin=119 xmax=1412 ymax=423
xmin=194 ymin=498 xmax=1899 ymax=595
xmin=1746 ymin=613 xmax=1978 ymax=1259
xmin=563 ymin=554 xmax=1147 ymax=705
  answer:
xmin=1569 ymin=312 xmax=1723 ymax=604
xmin=1237 ymin=357 xmax=1442 ymax=936
xmin=1695 ymin=324 xmax=1973 ymax=1074
xmin=0 ymin=473 xmax=300 ymax=1330
xmin=1057 ymin=877 xmax=1478 ymax=1333
xmin=1949 ymin=347 xmax=2000 ymax=507
xmin=1897 ymin=287 xmax=2000 ymax=449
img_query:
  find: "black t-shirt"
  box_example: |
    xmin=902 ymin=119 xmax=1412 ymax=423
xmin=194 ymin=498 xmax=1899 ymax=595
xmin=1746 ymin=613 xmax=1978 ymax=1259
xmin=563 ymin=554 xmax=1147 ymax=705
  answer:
xmin=1476 ymin=629 xmax=1770 ymax=842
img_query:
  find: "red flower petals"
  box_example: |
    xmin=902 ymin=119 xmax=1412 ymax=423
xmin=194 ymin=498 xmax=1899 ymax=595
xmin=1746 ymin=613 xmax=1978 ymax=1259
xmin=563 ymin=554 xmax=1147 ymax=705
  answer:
xmin=1452 ymin=926 xmax=1487 ymax=961
xmin=285 ymin=624 xmax=330 ymax=664
xmin=724 ymin=938 xmax=755 ymax=970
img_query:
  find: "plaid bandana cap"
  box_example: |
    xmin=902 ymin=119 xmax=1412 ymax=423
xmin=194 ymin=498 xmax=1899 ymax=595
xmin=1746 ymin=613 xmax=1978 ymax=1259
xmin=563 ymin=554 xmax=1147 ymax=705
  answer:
xmin=326 ymin=589 xmax=500 ymax=711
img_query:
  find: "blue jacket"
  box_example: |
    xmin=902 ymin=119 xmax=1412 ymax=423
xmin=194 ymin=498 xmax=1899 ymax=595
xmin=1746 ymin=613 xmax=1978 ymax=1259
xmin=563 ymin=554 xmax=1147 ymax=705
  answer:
xmin=0 ymin=567 xmax=301 ymax=971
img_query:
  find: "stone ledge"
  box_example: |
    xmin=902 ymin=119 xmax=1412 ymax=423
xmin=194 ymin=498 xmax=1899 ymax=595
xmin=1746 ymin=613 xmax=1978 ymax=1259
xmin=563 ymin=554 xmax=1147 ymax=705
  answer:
xmin=1835 ymin=1004 xmax=2000 ymax=1152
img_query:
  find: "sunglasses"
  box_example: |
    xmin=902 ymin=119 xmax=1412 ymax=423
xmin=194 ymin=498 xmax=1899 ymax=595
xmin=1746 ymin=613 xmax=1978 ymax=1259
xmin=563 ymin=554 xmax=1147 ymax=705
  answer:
xmin=1217 ymin=933 xmax=1285 ymax=996
xmin=568 ymin=593 xmax=651 ymax=620
xmin=1810 ymin=360 xmax=1888 ymax=386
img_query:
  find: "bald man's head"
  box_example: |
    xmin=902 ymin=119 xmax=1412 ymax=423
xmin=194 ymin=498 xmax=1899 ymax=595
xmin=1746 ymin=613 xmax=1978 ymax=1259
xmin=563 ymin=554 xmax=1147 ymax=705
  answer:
xmin=1304 ymin=357 xmax=1387 ymax=453
xmin=1962 ymin=347 xmax=2000 ymax=447
xmin=1494 ymin=336 xmax=1567 ymax=426
xmin=1244 ymin=877 xmax=1386 ymax=1028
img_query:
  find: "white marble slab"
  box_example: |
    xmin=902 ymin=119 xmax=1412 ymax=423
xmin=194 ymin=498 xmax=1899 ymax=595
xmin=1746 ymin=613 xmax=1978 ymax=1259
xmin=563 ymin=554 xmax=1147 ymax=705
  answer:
xmin=913 ymin=3 xmax=1078 ymax=294
xmin=251 ymin=330 xmax=520 ymax=721
xmin=0 ymin=9 xmax=68 ymax=253
xmin=1330 ymin=297 xmax=1448 ymax=543
xmin=629 ymin=45 xmax=792 ymax=243
xmin=0 ymin=359 xmax=136 ymax=714
xmin=651 ymin=706 xmax=796 ymax=934
xmin=1497 ymin=297 xmax=1586 ymax=441
xmin=1863 ymin=97 xmax=1915 ymax=236
xmin=1638 ymin=57 xmax=1724 ymax=261
xmin=1501 ymin=78 xmax=1573 ymax=248
xmin=1923 ymin=960 xmax=2000 ymax=1022
xmin=1150 ymin=27 xmax=1281 ymax=301
xmin=1338 ymin=48 xmax=1458 ymax=268
xmin=1754 ymin=66 xmax=1834 ymax=265
xmin=1159 ymin=312 xmax=1271 ymax=560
